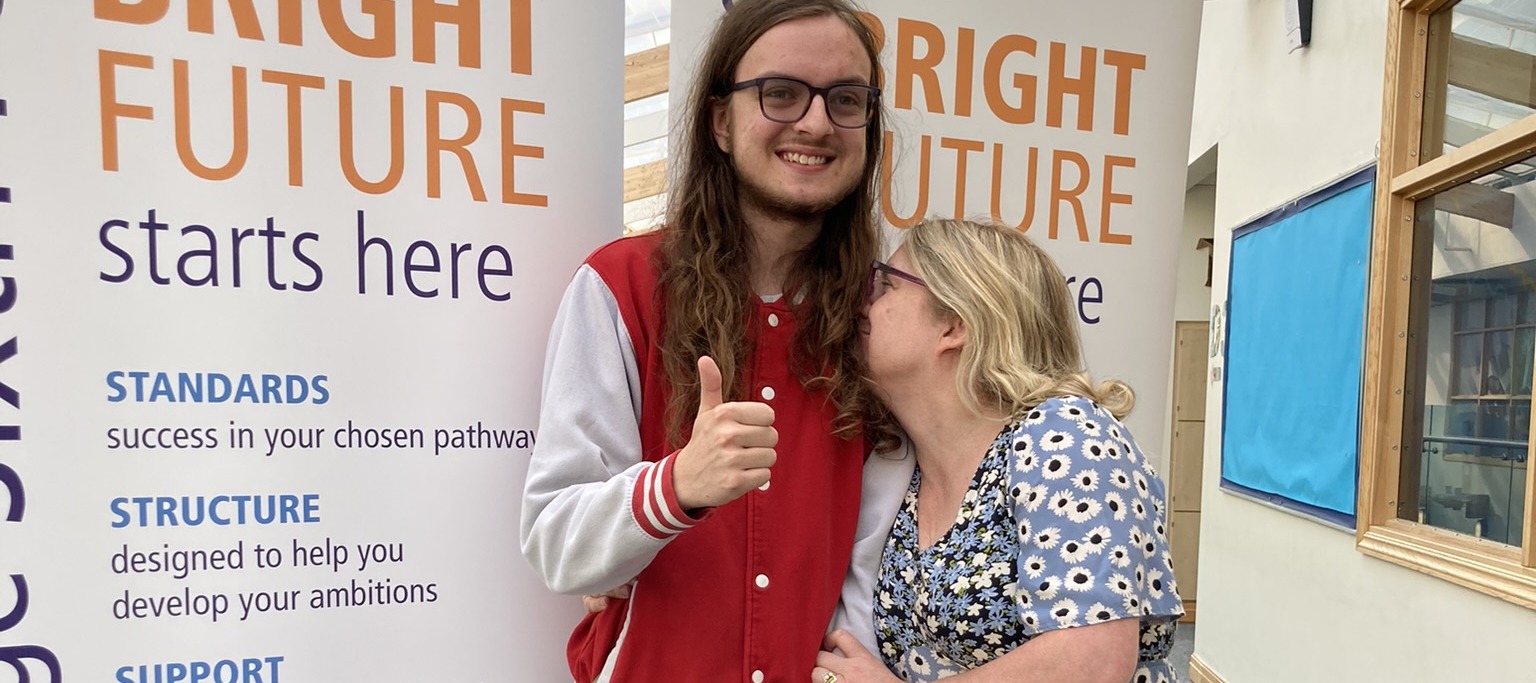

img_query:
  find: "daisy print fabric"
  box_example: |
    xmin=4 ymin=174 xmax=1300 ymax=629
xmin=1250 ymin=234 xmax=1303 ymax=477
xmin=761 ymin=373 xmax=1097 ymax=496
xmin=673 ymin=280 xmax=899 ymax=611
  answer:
xmin=874 ymin=396 xmax=1183 ymax=683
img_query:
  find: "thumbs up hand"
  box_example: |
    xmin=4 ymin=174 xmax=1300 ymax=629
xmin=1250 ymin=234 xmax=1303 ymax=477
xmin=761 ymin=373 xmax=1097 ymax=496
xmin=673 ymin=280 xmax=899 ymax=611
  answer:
xmin=672 ymin=356 xmax=778 ymax=510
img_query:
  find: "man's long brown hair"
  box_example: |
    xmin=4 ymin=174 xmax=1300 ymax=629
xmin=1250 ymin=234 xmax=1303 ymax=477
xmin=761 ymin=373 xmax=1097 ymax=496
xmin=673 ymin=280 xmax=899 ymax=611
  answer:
xmin=657 ymin=0 xmax=885 ymax=449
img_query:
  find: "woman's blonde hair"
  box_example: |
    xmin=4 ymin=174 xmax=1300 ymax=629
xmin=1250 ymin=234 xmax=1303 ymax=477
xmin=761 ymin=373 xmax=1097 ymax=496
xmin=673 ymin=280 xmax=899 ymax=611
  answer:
xmin=903 ymin=218 xmax=1135 ymax=420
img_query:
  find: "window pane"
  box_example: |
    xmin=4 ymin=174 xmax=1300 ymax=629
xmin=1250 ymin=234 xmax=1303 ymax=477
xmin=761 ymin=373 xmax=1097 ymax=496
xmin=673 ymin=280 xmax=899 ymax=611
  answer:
xmin=1407 ymin=151 xmax=1536 ymax=546
xmin=1485 ymin=330 xmax=1513 ymax=394
xmin=1481 ymin=400 xmax=1510 ymax=441
xmin=1457 ymin=299 xmax=1485 ymax=329
xmin=1489 ymin=292 xmax=1517 ymax=328
xmin=1455 ymin=334 xmax=1483 ymax=396
xmin=1515 ymin=328 xmax=1535 ymax=395
xmin=1420 ymin=1 xmax=1536 ymax=162
xmin=1513 ymin=399 xmax=1531 ymax=442
xmin=1446 ymin=400 xmax=1480 ymax=454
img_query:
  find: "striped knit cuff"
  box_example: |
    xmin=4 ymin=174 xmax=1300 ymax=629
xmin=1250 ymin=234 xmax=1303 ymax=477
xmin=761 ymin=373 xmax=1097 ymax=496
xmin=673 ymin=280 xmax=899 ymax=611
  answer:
xmin=631 ymin=452 xmax=708 ymax=539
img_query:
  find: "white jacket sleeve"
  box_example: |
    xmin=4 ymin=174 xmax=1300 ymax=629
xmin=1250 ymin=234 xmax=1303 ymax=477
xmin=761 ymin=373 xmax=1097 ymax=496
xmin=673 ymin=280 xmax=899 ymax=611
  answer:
xmin=519 ymin=266 xmax=700 ymax=595
xmin=828 ymin=441 xmax=915 ymax=652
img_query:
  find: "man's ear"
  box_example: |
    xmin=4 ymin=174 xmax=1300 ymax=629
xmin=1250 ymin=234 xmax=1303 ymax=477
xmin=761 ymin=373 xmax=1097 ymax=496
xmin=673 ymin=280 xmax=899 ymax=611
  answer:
xmin=712 ymin=100 xmax=731 ymax=152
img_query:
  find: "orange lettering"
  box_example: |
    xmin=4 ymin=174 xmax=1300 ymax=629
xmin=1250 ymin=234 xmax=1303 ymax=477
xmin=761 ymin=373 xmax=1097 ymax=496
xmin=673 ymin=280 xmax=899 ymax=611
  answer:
xmin=413 ymin=0 xmax=482 ymax=68
xmin=188 ymin=0 xmax=264 ymax=40
xmin=984 ymin=34 xmax=1037 ymax=126
xmin=990 ymin=143 xmax=1038 ymax=232
xmin=94 ymin=0 xmax=169 ymax=24
xmin=1103 ymin=50 xmax=1146 ymax=136
xmin=882 ymin=132 xmax=931 ymax=228
xmin=339 ymin=81 xmax=406 ymax=195
xmin=940 ymin=137 xmax=984 ymax=218
xmin=500 ymin=98 xmax=547 ymax=206
xmin=98 ymin=50 xmax=156 ymax=172
xmin=261 ymin=70 xmax=325 ymax=186
xmin=173 ymin=60 xmax=250 ymax=181
xmin=510 ymin=0 xmax=533 ymax=75
xmin=277 ymin=0 xmax=304 ymax=45
xmin=895 ymin=19 xmax=944 ymax=113
xmin=1046 ymin=43 xmax=1095 ymax=132
xmin=855 ymin=12 xmax=887 ymax=86
xmin=426 ymin=90 xmax=487 ymax=201
xmin=320 ymin=0 xmax=396 ymax=59
xmin=1100 ymin=155 xmax=1134 ymax=245
xmin=953 ymin=27 xmax=975 ymax=118
xmin=1049 ymin=150 xmax=1089 ymax=241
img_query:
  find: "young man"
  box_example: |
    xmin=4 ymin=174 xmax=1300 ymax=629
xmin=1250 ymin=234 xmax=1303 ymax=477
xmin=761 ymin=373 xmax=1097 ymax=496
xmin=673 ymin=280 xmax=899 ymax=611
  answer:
xmin=519 ymin=0 xmax=887 ymax=681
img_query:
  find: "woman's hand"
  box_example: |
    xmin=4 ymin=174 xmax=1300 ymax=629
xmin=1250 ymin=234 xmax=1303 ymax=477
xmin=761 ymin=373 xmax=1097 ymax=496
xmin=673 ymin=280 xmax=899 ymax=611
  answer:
xmin=581 ymin=581 xmax=633 ymax=613
xmin=812 ymin=630 xmax=902 ymax=683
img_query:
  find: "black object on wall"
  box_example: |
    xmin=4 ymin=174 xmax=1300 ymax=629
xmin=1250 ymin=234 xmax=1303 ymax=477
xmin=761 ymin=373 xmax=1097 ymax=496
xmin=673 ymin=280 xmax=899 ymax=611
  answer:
xmin=1286 ymin=0 xmax=1314 ymax=51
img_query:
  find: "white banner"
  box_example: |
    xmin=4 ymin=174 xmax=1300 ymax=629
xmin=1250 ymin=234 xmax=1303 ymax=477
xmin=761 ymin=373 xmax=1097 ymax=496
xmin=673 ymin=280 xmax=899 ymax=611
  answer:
xmin=674 ymin=0 xmax=1201 ymax=450
xmin=0 ymin=1 xmax=617 ymax=680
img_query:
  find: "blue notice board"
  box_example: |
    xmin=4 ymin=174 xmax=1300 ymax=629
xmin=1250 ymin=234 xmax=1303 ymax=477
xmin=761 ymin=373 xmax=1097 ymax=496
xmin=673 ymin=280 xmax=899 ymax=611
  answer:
xmin=1220 ymin=166 xmax=1374 ymax=526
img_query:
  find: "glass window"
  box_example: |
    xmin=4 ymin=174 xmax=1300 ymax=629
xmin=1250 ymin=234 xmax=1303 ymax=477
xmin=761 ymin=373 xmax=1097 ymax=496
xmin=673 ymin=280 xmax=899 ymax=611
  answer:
xmin=1368 ymin=0 xmax=1536 ymax=607
xmin=1420 ymin=0 xmax=1536 ymax=163
xmin=1407 ymin=150 xmax=1536 ymax=548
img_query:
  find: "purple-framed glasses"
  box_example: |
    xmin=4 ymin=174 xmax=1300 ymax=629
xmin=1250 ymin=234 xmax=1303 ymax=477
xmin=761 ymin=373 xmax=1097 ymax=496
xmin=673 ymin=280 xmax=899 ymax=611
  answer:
xmin=867 ymin=260 xmax=927 ymax=303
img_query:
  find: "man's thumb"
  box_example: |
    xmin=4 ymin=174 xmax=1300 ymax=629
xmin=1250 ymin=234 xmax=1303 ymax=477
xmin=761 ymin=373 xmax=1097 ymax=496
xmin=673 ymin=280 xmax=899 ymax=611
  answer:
xmin=697 ymin=356 xmax=724 ymax=412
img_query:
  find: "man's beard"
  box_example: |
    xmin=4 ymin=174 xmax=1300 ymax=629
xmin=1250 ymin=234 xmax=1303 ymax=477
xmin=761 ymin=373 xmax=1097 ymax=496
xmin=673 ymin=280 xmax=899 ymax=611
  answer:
xmin=735 ymin=163 xmax=856 ymax=223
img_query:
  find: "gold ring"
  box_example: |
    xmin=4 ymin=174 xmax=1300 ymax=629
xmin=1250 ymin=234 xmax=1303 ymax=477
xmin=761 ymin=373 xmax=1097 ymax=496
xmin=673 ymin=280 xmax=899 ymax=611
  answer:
xmin=823 ymin=672 xmax=839 ymax=683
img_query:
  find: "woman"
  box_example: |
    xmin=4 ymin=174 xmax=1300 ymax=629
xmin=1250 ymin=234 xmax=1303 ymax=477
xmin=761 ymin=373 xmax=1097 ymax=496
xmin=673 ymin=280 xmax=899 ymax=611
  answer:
xmin=815 ymin=218 xmax=1183 ymax=683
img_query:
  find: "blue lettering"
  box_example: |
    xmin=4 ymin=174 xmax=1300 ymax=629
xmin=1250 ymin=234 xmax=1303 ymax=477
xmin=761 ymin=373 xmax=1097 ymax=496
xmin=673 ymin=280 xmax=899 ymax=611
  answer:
xmin=110 ymin=495 xmax=320 ymax=527
xmin=157 ymin=497 xmax=178 ymax=527
xmin=107 ymin=371 xmax=127 ymax=402
xmin=211 ymin=495 xmax=231 ymax=525
xmin=284 ymin=375 xmax=309 ymax=404
xmin=209 ymin=373 xmax=232 ymax=402
xmin=261 ymin=374 xmax=282 ymax=404
xmin=231 ymin=495 xmax=251 ymax=524
xmin=181 ymin=496 xmax=205 ymax=526
xmin=133 ymin=497 xmax=153 ymax=527
xmin=129 ymin=371 xmax=150 ymax=401
xmin=110 ymin=497 xmax=130 ymax=528
xmin=150 ymin=372 xmax=175 ymax=402
xmin=234 ymin=375 xmax=258 ymax=403
xmin=179 ymin=373 xmax=204 ymax=402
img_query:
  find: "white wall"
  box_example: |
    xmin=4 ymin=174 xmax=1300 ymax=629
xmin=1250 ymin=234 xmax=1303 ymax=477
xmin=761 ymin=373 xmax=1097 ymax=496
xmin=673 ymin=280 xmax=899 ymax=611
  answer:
xmin=1175 ymin=185 xmax=1217 ymax=323
xmin=1192 ymin=0 xmax=1536 ymax=681
xmin=1155 ymin=184 xmax=1216 ymax=476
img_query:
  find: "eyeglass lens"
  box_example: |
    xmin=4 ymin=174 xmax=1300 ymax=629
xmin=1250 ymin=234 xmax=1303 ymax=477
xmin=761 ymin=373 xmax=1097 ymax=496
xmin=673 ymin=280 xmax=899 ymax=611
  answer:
xmin=758 ymin=78 xmax=873 ymax=128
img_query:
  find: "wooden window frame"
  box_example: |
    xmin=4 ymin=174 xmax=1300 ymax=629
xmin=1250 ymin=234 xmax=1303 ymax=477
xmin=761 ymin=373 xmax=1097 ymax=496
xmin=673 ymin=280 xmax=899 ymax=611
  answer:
xmin=623 ymin=44 xmax=669 ymax=203
xmin=1360 ymin=0 xmax=1536 ymax=609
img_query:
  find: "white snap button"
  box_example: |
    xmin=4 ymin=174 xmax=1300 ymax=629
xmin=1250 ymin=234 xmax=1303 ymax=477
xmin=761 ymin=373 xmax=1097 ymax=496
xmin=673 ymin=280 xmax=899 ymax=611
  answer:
xmin=752 ymin=670 xmax=765 ymax=683
xmin=767 ymin=313 xmax=780 ymax=327
xmin=761 ymin=386 xmax=775 ymax=401
xmin=755 ymin=574 xmax=770 ymax=589
xmin=758 ymin=479 xmax=771 ymax=492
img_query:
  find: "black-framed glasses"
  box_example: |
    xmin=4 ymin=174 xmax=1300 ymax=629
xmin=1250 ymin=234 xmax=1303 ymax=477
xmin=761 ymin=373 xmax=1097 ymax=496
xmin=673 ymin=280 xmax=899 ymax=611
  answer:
xmin=867 ymin=260 xmax=927 ymax=303
xmin=730 ymin=76 xmax=881 ymax=129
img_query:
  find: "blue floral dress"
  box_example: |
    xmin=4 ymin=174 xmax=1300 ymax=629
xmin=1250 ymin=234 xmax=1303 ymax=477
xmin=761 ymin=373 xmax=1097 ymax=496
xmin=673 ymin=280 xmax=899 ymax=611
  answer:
xmin=874 ymin=396 xmax=1183 ymax=682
